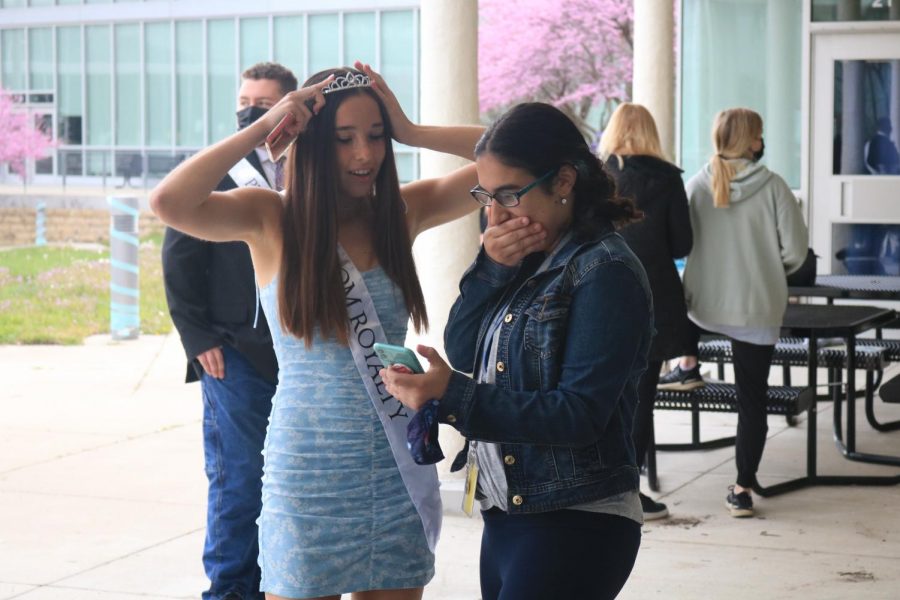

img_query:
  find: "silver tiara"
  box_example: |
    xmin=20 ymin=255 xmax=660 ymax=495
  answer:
xmin=322 ymin=72 xmax=371 ymax=95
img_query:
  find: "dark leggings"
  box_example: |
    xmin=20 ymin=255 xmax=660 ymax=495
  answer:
xmin=680 ymin=324 xmax=775 ymax=488
xmin=632 ymin=360 xmax=662 ymax=471
xmin=480 ymin=508 xmax=641 ymax=600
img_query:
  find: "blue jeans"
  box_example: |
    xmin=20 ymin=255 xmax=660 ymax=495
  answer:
xmin=201 ymin=345 xmax=275 ymax=600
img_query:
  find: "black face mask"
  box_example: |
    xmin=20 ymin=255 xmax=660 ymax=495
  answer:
xmin=752 ymin=138 xmax=765 ymax=162
xmin=236 ymin=105 xmax=268 ymax=130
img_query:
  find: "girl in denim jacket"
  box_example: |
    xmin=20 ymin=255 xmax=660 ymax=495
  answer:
xmin=382 ymin=103 xmax=654 ymax=600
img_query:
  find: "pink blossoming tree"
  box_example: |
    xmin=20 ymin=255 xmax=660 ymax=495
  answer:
xmin=0 ymin=88 xmax=55 ymax=178
xmin=479 ymin=0 xmax=633 ymax=142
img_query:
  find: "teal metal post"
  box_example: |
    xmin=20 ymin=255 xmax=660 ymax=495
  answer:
xmin=108 ymin=196 xmax=140 ymax=340
xmin=35 ymin=202 xmax=46 ymax=246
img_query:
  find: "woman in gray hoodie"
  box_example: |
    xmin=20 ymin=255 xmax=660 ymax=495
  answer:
xmin=682 ymin=108 xmax=808 ymax=518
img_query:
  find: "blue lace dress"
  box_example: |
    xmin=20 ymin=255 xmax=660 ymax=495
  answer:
xmin=257 ymin=268 xmax=435 ymax=598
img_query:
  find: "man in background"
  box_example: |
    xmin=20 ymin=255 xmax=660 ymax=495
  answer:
xmin=162 ymin=62 xmax=297 ymax=600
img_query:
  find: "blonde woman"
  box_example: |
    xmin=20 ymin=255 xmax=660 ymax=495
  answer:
xmin=599 ymin=103 xmax=693 ymax=521
xmin=681 ymin=108 xmax=807 ymax=517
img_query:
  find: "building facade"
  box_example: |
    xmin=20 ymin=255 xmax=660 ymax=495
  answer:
xmin=0 ymin=0 xmax=420 ymax=186
xmin=679 ymin=0 xmax=900 ymax=276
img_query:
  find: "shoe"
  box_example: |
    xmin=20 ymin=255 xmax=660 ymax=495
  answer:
xmin=725 ymin=485 xmax=754 ymax=517
xmin=657 ymin=364 xmax=706 ymax=391
xmin=639 ymin=492 xmax=669 ymax=520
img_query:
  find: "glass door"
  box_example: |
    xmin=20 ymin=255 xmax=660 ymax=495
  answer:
xmin=29 ymin=107 xmax=56 ymax=181
xmin=810 ymin=29 xmax=900 ymax=274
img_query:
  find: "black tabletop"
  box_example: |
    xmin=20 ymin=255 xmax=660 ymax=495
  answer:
xmin=781 ymin=304 xmax=897 ymax=337
xmin=789 ymin=275 xmax=900 ymax=300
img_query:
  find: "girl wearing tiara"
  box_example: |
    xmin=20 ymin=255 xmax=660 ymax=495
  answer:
xmin=152 ymin=64 xmax=483 ymax=600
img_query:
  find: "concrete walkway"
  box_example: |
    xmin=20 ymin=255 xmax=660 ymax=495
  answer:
xmin=1 ymin=333 xmax=899 ymax=599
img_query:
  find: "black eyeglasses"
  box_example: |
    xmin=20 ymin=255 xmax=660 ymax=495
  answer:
xmin=469 ymin=168 xmax=558 ymax=208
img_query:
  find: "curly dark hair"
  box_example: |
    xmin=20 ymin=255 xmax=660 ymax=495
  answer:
xmin=475 ymin=102 xmax=642 ymax=235
xmin=241 ymin=62 xmax=298 ymax=96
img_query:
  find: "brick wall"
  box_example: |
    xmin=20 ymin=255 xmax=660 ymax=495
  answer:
xmin=0 ymin=207 xmax=165 ymax=246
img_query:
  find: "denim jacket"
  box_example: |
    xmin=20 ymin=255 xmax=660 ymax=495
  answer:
xmin=439 ymin=226 xmax=653 ymax=514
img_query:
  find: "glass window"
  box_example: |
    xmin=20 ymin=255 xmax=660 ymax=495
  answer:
xmin=1 ymin=29 xmax=25 ymax=91
xmin=115 ymin=150 xmax=142 ymax=181
xmin=308 ymin=14 xmax=339 ymax=75
xmin=812 ymin=0 xmax=898 ymax=21
xmin=832 ymin=223 xmax=900 ymax=275
xmin=60 ymin=149 xmax=83 ymax=176
xmin=145 ymin=22 xmax=172 ymax=147
xmin=58 ymin=0 xmax=82 ymax=4
xmin=34 ymin=112 xmax=53 ymax=174
xmin=344 ymin=12 xmax=376 ymax=67
xmin=681 ymin=0 xmax=802 ymax=188
xmin=209 ymin=19 xmax=237 ymax=143
xmin=57 ymin=26 xmax=83 ymax=145
xmin=176 ymin=21 xmax=203 ymax=147
xmin=86 ymin=149 xmax=113 ymax=177
xmin=115 ymin=24 xmax=140 ymax=146
xmin=29 ymin=28 xmax=53 ymax=91
xmin=1 ymin=0 xmax=27 ymax=8
xmin=29 ymin=0 xmax=58 ymax=5
xmin=274 ymin=16 xmax=304 ymax=83
xmin=381 ymin=11 xmax=416 ymax=123
xmin=834 ymin=60 xmax=900 ymax=175
xmin=85 ymin=24 xmax=112 ymax=146
xmin=240 ymin=17 xmax=269 ymax=72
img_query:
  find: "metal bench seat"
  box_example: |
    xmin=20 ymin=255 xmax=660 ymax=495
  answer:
xmin=645 ymin=383 xmax=813 ymax=492
xmin=697 ymin=337 xmax=887 ymax=371
xmin=698 ymin=337 xmax=900 ymax=432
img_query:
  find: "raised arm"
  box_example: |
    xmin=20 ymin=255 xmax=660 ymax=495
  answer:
xmin=149 ymin=77 xmax=334 ymax=244
xmin=356 ymin=61 xmax=484 ymax=236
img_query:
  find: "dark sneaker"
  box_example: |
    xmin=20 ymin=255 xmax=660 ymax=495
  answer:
xmin=657 ymin=364 xmax=706 ymax=391
xmin=725 ymin=485 xmax=754 ymax=517
xmin=640 ymin=492 xmax=669 ymax=520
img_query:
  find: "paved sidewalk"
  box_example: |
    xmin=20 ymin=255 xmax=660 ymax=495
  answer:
xmin=1 ymin=333 xmax=899 ymax=599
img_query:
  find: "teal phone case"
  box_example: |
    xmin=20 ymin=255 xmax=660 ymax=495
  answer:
xmin=373 ymin=342 xmax=424 ymax=374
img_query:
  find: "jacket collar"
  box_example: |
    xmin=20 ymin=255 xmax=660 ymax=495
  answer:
xmin=539 ymin=222 xmax=616 ymax=272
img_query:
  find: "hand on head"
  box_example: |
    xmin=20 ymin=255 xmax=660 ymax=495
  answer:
xmin=260 ymin=74 xmax=335 ymax=139
xmin=354 ymin=60 xmax=413 ymax=144
xmin=483 ymin=207 xmax=547 ymax=266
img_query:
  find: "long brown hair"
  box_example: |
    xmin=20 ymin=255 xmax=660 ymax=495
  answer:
xmin=709 ymin=108 xmax=763 ymax=208
xmin=278 ymin=67 xmax=428 ymax=347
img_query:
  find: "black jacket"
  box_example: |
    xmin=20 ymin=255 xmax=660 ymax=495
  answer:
xmin=162 ymin=150 xmax=278 ymax=384
xmin=607 ymin=154 xmax=694 ymax=361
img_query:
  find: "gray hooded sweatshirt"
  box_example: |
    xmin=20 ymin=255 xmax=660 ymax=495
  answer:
xmin=683 ymin=160 xmax=808 ymax=339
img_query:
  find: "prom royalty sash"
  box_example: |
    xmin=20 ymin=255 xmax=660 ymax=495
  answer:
xmin=227 ymin=157 xmax=271 ymax=190
xmin=338 ymin=246 xmax=443 ymax=552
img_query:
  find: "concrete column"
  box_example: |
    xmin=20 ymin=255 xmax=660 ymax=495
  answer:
xmin=412 ymin=0 xmax=480 ymax=483
xmin=633 ymin=0 xmax=676 ymax=158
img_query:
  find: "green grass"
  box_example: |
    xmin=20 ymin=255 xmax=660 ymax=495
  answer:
xmin=0 ymin=243 xmax=173 ymax=345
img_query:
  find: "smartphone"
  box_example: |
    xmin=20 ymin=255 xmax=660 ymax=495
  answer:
xmin=373 ymin=342 xmax=424 ymax=374
xmin=265 ymin=113 xmax=297 ymax=162
xmin=264 ymin=98 xmax=318 ymax=162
